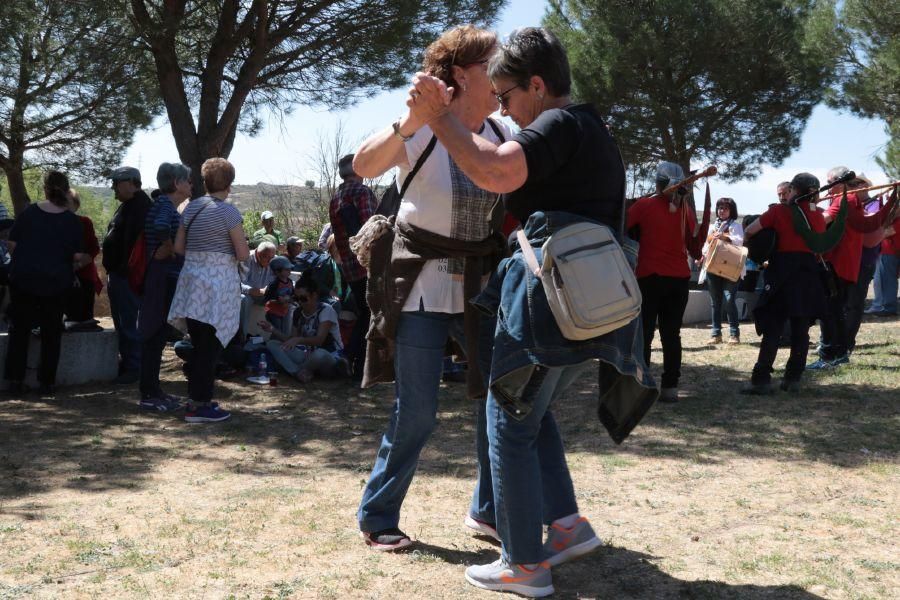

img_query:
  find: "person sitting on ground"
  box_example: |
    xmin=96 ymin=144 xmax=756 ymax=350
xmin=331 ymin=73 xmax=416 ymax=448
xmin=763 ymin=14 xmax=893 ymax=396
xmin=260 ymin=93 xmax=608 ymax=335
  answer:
xmin=259 ymin=272 xmax=348 ymax=383
xmin=4 ymin=171 xmax=88 ymax=395
xmin=283 ymin=236 xmax=305 ymax=269
xmin=239 ymin=241 xmax=276 ymax=338
xmin=250 ymin=210 xmax=283 ymax=249
xmin=64 ymin=189 xmax=103 ymax=328
xmin=264 ymin=256 xmax=296 ymax=332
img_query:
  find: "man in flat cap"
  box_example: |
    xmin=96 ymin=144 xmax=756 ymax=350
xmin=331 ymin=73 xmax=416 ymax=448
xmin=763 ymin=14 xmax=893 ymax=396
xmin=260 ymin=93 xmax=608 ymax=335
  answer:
xmin=103 ymin=166 xmax=151 ymax=384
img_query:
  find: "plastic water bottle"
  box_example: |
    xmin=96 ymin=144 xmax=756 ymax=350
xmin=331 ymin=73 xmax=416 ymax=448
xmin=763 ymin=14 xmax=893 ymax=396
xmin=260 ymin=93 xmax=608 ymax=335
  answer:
xmin=258 ymin=353 xmax=268 ymax=376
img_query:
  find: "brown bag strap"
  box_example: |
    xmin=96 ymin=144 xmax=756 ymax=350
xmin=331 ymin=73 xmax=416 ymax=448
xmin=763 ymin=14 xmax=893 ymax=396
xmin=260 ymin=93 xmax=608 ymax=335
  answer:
xmin=517 ymin=229 xmax=542 ymax=277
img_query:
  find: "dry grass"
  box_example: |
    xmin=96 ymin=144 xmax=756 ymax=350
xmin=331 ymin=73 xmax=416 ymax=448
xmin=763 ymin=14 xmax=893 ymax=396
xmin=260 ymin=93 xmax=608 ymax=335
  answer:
xmin=0 ymin=317 xmax=897 ymax=599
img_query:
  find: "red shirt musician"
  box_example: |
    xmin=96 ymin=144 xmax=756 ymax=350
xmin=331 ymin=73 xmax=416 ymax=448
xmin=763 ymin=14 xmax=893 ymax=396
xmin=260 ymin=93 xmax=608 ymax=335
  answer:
xmin=626 ymin=161 xmax=697 ymax=403
xmin=742 ymin=173 xmax=827 ymax=394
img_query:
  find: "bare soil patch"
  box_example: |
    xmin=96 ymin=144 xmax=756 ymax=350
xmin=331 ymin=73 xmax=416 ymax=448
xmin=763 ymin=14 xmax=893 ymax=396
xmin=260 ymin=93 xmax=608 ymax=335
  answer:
xmin=1 ymin=318 xmax=897 ymax=599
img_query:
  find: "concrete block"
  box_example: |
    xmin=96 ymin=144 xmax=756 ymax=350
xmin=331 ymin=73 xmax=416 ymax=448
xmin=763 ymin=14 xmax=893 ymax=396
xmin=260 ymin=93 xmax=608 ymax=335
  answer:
xmin=0 ymin=329 xmax=119 ymax=389
xmin=682 ymin=290 xmax=759 ymax=325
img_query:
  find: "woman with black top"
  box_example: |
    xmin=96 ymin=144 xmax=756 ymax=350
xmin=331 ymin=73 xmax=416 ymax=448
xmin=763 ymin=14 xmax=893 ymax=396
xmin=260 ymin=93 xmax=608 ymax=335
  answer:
xmin=409 ymin=27 xmax=656 ymax=597
xmin=4 ymin=171 xmax=87 ymax=395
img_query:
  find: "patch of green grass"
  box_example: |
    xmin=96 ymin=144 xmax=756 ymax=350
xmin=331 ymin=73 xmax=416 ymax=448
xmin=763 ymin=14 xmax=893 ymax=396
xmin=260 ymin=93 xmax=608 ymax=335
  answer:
xmin=265 ymin=577 xmax=308 ymax=600
xmin=864 ymin=461 xmax=896 ymax=477
xmin=598 ymin=455 xmax=636 ymax=471
xmin=66 ymin=539 xmax=112 ymax=564
xmin=828 ymin=513 xmax=868 ymax=528
xmin=0 ymin=523 xmax=23 ymax=534
xmin=856 ymin=558 xmax=898 ymax=572
xmin=738 ymin=552 xmax=788 ymax=574
xmin=232 ymin=486 xmax=304 ymax=501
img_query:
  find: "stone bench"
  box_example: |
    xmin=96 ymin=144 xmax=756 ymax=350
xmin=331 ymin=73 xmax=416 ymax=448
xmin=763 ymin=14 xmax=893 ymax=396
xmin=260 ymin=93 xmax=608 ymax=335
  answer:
xmin=682 ymin=289 xmax=758 ymax=325
xmin=0 ymin=328 xmax=119 ymax=389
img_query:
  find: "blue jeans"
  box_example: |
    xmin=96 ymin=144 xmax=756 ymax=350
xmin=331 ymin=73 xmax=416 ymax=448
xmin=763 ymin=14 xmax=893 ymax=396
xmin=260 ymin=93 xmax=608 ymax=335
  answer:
xmin=357 ymin=310 xmax=494 ymax=533
xmin=871 ymin=254 xmax=899 ymax=314
xmin=107 ymin=272 xmax=141 ymax=372
xmin=488 ymin=362 xmax=590 ymax=564
xmin=707 ymin=273 xmax=740 ymax=337
xmin=265 ymin=340 xmax=337 ymax=376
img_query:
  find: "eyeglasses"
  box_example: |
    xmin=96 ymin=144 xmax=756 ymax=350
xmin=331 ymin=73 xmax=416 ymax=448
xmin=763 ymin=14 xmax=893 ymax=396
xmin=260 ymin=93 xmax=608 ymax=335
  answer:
xmin=495 ymin=84 xmax=519 ymax=108
xmin=297 ymin=295 xmax=309 ymax=302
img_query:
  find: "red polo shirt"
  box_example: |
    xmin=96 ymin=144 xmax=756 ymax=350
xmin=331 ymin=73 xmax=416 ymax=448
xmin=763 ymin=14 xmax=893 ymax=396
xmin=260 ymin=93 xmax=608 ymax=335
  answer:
xmin=824 ymin=192 xmax=864 ymax=283
xmin=758 ymin=202 xmax=825 ymax=253
xmin=627 ymin=194 xmax=695 ymax=279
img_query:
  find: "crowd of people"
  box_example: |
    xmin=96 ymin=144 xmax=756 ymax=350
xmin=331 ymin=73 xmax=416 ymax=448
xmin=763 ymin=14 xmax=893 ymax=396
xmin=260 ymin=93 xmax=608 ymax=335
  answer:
xmin=0 ymin=154 xmax=374 ymax=422
xmin=0 ymin=23 xmax=898 ymax=599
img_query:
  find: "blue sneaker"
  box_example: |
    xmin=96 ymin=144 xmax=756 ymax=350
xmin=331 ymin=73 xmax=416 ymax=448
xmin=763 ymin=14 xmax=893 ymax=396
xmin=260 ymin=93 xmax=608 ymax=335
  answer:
xmin=139 ymin=396 xmax=182 ymax=412
xmin=806 ymin=358 xmax=833 ymax=370
xmin=830 ymin=354 xmax=849 ymax=367
xmin=185 ymin=404 xmax=231 ymax=423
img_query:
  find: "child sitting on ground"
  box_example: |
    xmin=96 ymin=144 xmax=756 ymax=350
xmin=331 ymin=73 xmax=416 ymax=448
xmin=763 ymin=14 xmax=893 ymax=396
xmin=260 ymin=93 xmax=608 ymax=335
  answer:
xmin=259 ymin=272 xmax=349 ymax=383
xmin=263 ymin=256 xmax=295 ymax=332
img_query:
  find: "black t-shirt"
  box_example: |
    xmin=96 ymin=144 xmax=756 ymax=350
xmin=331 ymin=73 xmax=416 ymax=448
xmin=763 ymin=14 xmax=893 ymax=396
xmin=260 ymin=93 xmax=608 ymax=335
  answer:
xmin=9 ymin=203 xmax=83 ymax=296
xmin=506 ymin=103 xmax=626 ymax=230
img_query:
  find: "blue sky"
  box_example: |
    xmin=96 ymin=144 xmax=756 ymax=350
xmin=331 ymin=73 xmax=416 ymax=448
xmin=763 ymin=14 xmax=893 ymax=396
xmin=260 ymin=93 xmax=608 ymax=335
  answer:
xmin=122 ymin=0 xmax=890 ymax=215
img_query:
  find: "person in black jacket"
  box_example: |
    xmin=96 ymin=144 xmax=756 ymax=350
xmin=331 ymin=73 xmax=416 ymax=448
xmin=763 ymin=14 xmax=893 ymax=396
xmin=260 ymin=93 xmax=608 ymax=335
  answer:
xmin=102 ymin=166 xmax=151 ymax=384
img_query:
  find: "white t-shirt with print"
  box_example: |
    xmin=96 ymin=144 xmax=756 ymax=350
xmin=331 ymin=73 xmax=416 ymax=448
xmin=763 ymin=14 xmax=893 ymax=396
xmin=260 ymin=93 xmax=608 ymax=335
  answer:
xmin=397 ymin=119 xmax=512 ymax=313
xmin=295 ymin=302 xmax=343 ymax=352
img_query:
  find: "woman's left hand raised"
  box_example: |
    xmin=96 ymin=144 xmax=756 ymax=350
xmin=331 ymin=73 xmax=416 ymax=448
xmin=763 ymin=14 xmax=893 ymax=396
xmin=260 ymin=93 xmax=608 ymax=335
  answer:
xmin=408 ymin=72 xmax=452 ymax=124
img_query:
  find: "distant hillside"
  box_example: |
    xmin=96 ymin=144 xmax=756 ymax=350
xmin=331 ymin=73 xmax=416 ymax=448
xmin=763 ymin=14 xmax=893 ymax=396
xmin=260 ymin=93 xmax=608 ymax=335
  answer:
xmin=81 ymin=182 xmax=323 ymax=216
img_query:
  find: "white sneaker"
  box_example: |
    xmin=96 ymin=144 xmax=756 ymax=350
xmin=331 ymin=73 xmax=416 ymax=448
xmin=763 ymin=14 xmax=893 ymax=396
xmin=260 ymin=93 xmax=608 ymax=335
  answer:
xmin=465 ymin=559 xmax=553 ymax=598
xmin=464 ymin=515 xmax=500 ymax=542
xmin=542 ymin=516 xmax=602 ymax=566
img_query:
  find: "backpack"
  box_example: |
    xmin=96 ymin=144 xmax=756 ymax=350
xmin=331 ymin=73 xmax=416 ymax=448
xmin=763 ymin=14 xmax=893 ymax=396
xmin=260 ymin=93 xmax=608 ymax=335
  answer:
xmin=127 ymin=231 xmax=149 ymax=294
xmin=294 ymin=250 xmax=336 ymax=295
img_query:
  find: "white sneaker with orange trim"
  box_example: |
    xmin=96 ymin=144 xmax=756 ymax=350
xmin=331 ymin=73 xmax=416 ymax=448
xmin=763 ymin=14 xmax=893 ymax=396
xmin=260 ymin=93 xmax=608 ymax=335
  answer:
xmin=542 ymin=516 xmax=602 ymax=566
xmin=465 ymin=559 xmax=553 ymax=598
xmin=464 ymin=514 xmax=501 ymax=542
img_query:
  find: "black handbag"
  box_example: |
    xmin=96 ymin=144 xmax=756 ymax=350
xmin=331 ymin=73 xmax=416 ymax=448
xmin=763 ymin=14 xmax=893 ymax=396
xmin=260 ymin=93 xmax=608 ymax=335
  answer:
xmin=818 ymin=258 xmax=839 ymax=299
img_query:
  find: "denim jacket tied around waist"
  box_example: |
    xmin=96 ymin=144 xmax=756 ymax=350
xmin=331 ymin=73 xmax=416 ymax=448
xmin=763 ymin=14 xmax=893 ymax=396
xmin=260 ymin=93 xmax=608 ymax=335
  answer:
xmin=472 ymin=210 xmax=657 ymax=443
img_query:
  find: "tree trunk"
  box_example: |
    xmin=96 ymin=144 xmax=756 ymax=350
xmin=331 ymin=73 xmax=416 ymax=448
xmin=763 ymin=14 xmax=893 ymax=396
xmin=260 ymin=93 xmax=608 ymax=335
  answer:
xmin=4 ymin=158 xmax=31 ymax=216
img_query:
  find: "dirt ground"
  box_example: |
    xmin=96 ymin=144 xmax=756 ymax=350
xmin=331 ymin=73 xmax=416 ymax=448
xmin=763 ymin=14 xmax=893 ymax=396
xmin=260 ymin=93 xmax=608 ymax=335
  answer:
xmin=0 ymin=317 xmax=897 ymax=599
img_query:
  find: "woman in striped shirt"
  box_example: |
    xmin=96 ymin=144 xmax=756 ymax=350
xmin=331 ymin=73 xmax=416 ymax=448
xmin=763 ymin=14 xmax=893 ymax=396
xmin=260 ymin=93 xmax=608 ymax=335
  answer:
xmin=168 ymin=158 xmax=249 ymax=423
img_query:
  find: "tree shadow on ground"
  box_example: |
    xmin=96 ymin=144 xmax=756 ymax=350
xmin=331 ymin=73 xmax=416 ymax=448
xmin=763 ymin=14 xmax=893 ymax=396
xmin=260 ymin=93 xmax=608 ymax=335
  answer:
xmin=552 ymin=544 xmax=824 ymax=599
xmin=1 ymin=331 xmax=897 ymax=502
xmin=557 ymin=357 xmax=897 ymax=469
